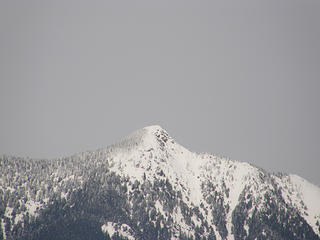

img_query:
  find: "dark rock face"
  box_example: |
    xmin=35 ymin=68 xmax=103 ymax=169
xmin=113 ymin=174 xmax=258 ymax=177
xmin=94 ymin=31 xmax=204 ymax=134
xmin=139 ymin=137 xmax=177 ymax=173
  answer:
xmin=1 ymin=126 xmax=319 ymax=240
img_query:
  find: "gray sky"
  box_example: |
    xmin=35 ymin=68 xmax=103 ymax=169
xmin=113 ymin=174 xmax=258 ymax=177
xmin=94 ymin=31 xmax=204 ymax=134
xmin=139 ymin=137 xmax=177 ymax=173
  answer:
xmin=1 ymin=0 xmax=319 ymax=185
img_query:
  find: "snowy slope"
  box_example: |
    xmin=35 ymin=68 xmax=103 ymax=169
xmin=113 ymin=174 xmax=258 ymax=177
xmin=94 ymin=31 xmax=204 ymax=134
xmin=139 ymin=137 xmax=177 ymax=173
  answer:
xmin=275 ymin=173 xmax=320 ymax=235
xmin=96 ymin=125 xmax=320 ymax=239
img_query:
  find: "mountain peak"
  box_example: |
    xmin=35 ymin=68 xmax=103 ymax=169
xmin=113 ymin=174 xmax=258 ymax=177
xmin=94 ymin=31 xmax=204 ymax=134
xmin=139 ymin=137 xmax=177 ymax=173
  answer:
xmin=142 ymin=124 xmax=166 ymax=133
xmin=111 ymin=125 xmax=172 ymax=152
xmin=142 ymin=125 xmax=176 ymax=150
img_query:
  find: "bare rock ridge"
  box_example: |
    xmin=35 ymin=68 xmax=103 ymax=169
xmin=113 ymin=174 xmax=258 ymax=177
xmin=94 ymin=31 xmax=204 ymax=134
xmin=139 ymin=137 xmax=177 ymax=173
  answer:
xmin=1 ymin=125 xmax=320 ymax=240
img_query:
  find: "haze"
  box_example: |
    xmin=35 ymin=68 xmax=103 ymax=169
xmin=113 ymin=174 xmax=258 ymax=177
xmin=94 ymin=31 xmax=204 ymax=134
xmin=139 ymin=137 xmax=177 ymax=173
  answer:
xmin=0 ymin=0 xmax=319 ymax=185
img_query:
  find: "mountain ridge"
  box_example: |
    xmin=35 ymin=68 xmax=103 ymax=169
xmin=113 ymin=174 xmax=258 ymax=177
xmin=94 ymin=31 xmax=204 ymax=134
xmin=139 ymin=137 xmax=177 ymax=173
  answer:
xmin=1 ymin=125 xmax=320 ymax=240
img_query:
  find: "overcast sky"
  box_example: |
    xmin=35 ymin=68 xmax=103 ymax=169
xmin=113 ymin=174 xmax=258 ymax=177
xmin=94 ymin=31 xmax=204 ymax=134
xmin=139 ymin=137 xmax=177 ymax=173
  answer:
xmin=1 ymin=0 xmax=319 ymax=185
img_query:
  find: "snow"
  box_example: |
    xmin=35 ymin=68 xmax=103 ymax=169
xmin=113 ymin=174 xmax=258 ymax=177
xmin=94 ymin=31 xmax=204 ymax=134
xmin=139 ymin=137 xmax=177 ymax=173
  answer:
xmin=221 ymin=161 xmax=250 ymax=212
xmin=14 ymin=213 xmax=24 ymax=225
xmin=4 ymin=207 xmax=13 ymax=220
xmin=109 ymin=125 xmax=204 ymax=205
xmin=173 ymin=206 xmax=193 ymax=236
xmin=61 ymin=191 xmax=68 ymax=199
xmin=25 ymin=200 xmax=42 ymax=216
xmin=1 ymin=219 xmax=6 ymax=240
xmin=101 ymin=222 xmax=135 ymax=240
xmin=289 ymin=174 xmax=320 ymax=235
xmin=101 ymin=222 xmax=116 ymax=236
xmin=155 ymin=200 xmax=165 ymax=217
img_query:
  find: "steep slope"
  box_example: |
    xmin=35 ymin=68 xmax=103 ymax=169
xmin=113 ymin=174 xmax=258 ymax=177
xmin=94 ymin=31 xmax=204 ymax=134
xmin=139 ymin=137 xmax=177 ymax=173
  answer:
xmin=0 ymin=125 xmax=319 ymax=240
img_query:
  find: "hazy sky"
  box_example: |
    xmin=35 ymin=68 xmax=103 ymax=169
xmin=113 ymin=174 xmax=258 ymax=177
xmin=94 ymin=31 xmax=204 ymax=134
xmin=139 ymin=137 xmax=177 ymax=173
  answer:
xmin=1 ymin=1 xmax=319 ymax=185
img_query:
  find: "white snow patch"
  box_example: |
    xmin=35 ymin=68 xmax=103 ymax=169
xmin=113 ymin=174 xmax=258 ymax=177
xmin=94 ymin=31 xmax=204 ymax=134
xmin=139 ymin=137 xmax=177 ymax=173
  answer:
xmin=61 ymin=191 xmax=68 ymax=199
xmin=101 ymin=222 xmax=135 ymax=240
xmin=174 ymin=206 xmax=193 ymax=235
xmin=14 ymin=213 xmax=24 ymax=225
xmin=155 ymin=200 xmax=166 ymax=218
xmin=4 ymin=207 xmax=13 ymax=219
xmin=1 ymin=219 xmax=6 ymax=240
xmin=101 ymin=222 xmax=116 ymax=236
xmin=26 ymin=200 xmax=42 ymax=216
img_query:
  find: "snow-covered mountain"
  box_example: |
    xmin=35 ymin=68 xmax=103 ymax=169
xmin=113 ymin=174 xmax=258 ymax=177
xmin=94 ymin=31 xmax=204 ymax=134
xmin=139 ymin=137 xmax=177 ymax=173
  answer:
xmin=1 ymin=125 xmax=320 ymax=240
